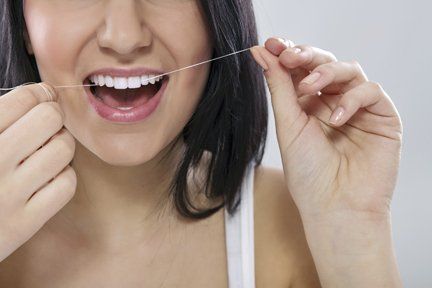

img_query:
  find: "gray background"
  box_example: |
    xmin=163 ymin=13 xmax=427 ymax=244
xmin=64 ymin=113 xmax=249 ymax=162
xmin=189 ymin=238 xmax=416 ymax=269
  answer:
xmin=252 ymin=0 xmax=431 ymax=286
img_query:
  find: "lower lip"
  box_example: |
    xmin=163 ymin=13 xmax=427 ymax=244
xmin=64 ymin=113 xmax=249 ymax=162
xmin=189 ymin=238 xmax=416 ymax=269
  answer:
xmin=85 ymin=78 xmax=168 ymax=123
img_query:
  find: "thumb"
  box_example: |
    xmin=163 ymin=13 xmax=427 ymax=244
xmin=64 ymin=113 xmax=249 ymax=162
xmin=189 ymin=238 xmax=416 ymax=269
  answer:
xmin=250 ymin=46 xmax=304 ymax=130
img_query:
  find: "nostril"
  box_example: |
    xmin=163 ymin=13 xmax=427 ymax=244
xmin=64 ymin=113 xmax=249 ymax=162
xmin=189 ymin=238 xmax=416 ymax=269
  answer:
xmin=97 ymin=28 xmax=151 ymax=56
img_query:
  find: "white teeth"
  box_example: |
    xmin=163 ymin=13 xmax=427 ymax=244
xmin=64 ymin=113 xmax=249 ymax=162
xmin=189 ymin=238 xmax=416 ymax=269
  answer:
xmin=128 ymin=77 xmax=141 ymax=89
xmin=149 ymin=75 xmax=156 ymax=85
xmin=105 ymin=76 xmax=114 ymax=88
xmin=91 ymin=75 xmax=99 ymax=85
xmin=114 ymin=77 xmax=128 ymax=89
xmin=89 ymin=74 xmax=163 ymax=89
xmin=141 ymin=75 xmax=149 ymax=86
xmin=117 ymin=106 xmax=134 ymax=111
xmin=98 ymin=75 xmax=105 ymax=86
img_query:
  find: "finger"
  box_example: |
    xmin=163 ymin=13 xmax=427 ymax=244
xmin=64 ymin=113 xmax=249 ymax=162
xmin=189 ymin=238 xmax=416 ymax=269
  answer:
xmin=14 ymin=128 xmax=75 ymax=201
xmin=250 ymin=45 xmax=305 ymax=131
xmin=0 ymin=82 xmax=58 ymax=133
xmin=0 ymin=102 xmax=65 ymax=168
xmin=298 ymin=61 xmax=369 ymax=96
xmin=279 ymin=44 xmax=338 ymax=72
xmin=25 ymin=165 xmax=77 ymax=227
xmin=261 ymin=38 xmax=309 ymax=90
xmin=327 ymin=81 xmax=400 ymax=127
xmin=264 ymin=37 xmax=296 ymax=56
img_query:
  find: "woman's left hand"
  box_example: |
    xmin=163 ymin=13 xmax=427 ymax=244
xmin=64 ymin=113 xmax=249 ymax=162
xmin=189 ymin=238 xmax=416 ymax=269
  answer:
xmin=250 ymin=38 xmax=403 ymax=222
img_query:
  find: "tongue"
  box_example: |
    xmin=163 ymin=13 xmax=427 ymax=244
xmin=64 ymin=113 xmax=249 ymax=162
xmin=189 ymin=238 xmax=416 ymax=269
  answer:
xmin=95 ymin=84 xmax=159 ymax=108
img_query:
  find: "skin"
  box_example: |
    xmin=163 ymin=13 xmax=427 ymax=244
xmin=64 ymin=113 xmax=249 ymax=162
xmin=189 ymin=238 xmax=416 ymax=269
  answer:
xmin=22 ymin=0 xmax=214 ymax=248
xmin=0 ymin=0 xmax=402 ymax=287
xmin=251 ymin=39 xmax=403 ymax=287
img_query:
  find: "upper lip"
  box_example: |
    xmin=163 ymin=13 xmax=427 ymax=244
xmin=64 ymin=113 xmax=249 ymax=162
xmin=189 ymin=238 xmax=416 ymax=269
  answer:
xmin=84 ymin=67 xmax=166 ymax=81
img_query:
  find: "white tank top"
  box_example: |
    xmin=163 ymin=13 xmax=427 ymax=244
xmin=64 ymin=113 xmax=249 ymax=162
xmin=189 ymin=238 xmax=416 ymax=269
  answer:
xmin=224 ymin=162 xmax=256 ymax=288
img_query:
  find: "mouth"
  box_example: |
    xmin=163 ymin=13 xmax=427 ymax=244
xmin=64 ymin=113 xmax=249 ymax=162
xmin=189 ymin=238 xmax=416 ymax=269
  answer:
xmin=83 ymin=72 xmax=169 ymax=123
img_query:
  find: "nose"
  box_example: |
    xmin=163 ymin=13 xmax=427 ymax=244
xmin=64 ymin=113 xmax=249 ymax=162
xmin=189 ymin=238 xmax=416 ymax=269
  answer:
xmin=97 ymin=1 xmax=151 ymax=57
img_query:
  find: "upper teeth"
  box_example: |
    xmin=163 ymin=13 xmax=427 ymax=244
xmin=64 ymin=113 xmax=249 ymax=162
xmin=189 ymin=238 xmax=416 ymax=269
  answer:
xmin=89 ymin=74 xmax=163 ymax=89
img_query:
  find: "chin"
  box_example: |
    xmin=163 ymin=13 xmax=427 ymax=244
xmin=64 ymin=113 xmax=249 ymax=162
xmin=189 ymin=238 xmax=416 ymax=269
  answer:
xmin=88 ymin=140 xmax=161 ymax=167
xmin=97 ymin=150 xmax=157 ymax=167
xmin=107 ymin=155 xmax=150 ymax=166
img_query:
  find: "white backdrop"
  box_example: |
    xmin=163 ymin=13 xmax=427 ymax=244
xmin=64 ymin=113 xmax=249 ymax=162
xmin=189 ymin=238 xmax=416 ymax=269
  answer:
xmin=253 ymin=0 xmax=432 ymax=286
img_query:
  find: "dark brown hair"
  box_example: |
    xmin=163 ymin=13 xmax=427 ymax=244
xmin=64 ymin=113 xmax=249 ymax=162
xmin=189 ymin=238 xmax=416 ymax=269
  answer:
xmin=0 ymin=0 xmax=268 ymax=219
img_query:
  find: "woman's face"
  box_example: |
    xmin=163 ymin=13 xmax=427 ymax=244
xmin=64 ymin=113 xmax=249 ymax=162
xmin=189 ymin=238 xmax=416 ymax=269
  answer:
xmin=23 ymin=0 xmax=213 ymax=166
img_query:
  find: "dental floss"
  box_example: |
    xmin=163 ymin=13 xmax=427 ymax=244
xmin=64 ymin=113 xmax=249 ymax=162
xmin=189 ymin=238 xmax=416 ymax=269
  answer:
xmin=0 ymin=47 xmax=253 ymax=92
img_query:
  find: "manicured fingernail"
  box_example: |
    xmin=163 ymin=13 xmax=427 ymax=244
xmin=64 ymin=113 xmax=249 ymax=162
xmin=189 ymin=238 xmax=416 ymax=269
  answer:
xmin=276 ymin=37 xmax=287 ymax=43
xmin=300 ymin=72 xmax=321 ymax=85
xmin=276 ymin=37 xmax=289 ymax=48
xmin=276 ymin=37 xmax=295 ymax=49
xmin=329 ymin=106 xmax=345 ymax=125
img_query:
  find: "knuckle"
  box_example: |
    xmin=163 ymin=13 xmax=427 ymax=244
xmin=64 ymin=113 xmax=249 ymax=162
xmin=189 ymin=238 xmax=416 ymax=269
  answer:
xmin=327 ymin=51 xmax=338 ymax=61
xmin=36 ymin=102 xmax=64 ymax=125
xmin=296 ymin=44 xmax=312 ymax=54
xmin=280 ymin=49 xmax=291 ymax=59
xmin=280 ymin=50 xmax=300 ymax=68
xmin=65 ymin=167 xmax=77 ymax=187
xmin=14 ymin=88 xmax=39 ymax=109
xmin=267 ymin=78 xmax=288 ymax=95
xmin=298 ymin=44 xmax=312 ymax=52
xmin=315 ymin=62 xmax=333 ymax=74
xmin=58 ymin=167 xmax=77 ymax=198
xmin=62 ymin=130 xmax=76 ymax=151
xmin=311 ymin=46 xmax=337 ymax=62
xmin=61 ymin=136 xmax=76 ymax=161
xmin=318 ymin=47 xmax=337 ymax=62
xmin=54 ymin=136 xmax=71 ymax=155
xmin=349 ymin=59 xmax=363 ymax=71
xmin=299 ymin=44 xmax=313 ymax=59
xmin=368 ymin=81 xmax=384 ymax=93
xmin=44 ymin=167 xmax=77 ymax=208
xmin=51 ymin=131 xmax=75 ymax=161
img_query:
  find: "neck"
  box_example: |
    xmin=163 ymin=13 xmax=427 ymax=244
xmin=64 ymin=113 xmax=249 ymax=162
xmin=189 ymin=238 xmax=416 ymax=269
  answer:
xmin=44 ymin=136 xmax=188 ymax=251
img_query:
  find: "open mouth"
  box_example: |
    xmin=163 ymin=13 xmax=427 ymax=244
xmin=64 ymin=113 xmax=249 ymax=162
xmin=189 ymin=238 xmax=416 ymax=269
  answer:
xmin=84 ymin=75 xmax=166 ymax=110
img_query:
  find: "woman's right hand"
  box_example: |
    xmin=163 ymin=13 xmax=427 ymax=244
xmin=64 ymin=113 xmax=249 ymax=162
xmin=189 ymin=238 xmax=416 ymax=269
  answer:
xmin=0 ymin=83 xmax=77 ymax=262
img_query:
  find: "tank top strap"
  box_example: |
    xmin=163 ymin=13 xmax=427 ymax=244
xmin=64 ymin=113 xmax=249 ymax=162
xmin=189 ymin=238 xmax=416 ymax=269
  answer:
xmin=224 ymin=162 xmax=256 ymax=288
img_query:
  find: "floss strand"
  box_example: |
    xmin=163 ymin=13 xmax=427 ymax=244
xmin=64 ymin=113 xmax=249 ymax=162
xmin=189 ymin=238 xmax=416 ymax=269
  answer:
xmin=0 ymin=47 xmax=253 ymax=91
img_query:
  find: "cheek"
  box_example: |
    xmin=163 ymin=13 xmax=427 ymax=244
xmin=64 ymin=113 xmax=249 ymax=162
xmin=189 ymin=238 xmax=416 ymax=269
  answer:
xmin=173 ymin=8 xmax=213 ymax=73
xmin=160 ymin=6 xmax=213 ymax=129
xmin=24 ymin=4 xmax=97 ymax=135
xmin=24 ymin=5 xmax=93 ymax=81
xmin=23 ymin=1 xmax=213 ymax=165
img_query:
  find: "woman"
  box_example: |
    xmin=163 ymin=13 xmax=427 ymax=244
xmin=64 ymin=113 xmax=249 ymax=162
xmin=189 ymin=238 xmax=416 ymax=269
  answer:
xmin=0 ymin=0 xmax=403 ymax=287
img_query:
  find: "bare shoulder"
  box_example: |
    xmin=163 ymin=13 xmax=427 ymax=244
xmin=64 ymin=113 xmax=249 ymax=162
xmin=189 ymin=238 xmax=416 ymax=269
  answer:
xmin=253 ymin=164 xmax=321 ymax=288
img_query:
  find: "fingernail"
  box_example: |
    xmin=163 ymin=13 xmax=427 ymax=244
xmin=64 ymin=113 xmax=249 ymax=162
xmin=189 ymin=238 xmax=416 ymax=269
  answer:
xmin=329 ymin=106 xmax=345 ymax=125
xmin=300 ymin=72 xmax=321 ymax=85
xmin=276 ymin=37 xmax=289 ymax=48
xmin=293 ymin=47 xmax=302 ymax=54
xmin=276 ymin=37 xmax=295 ymax=49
